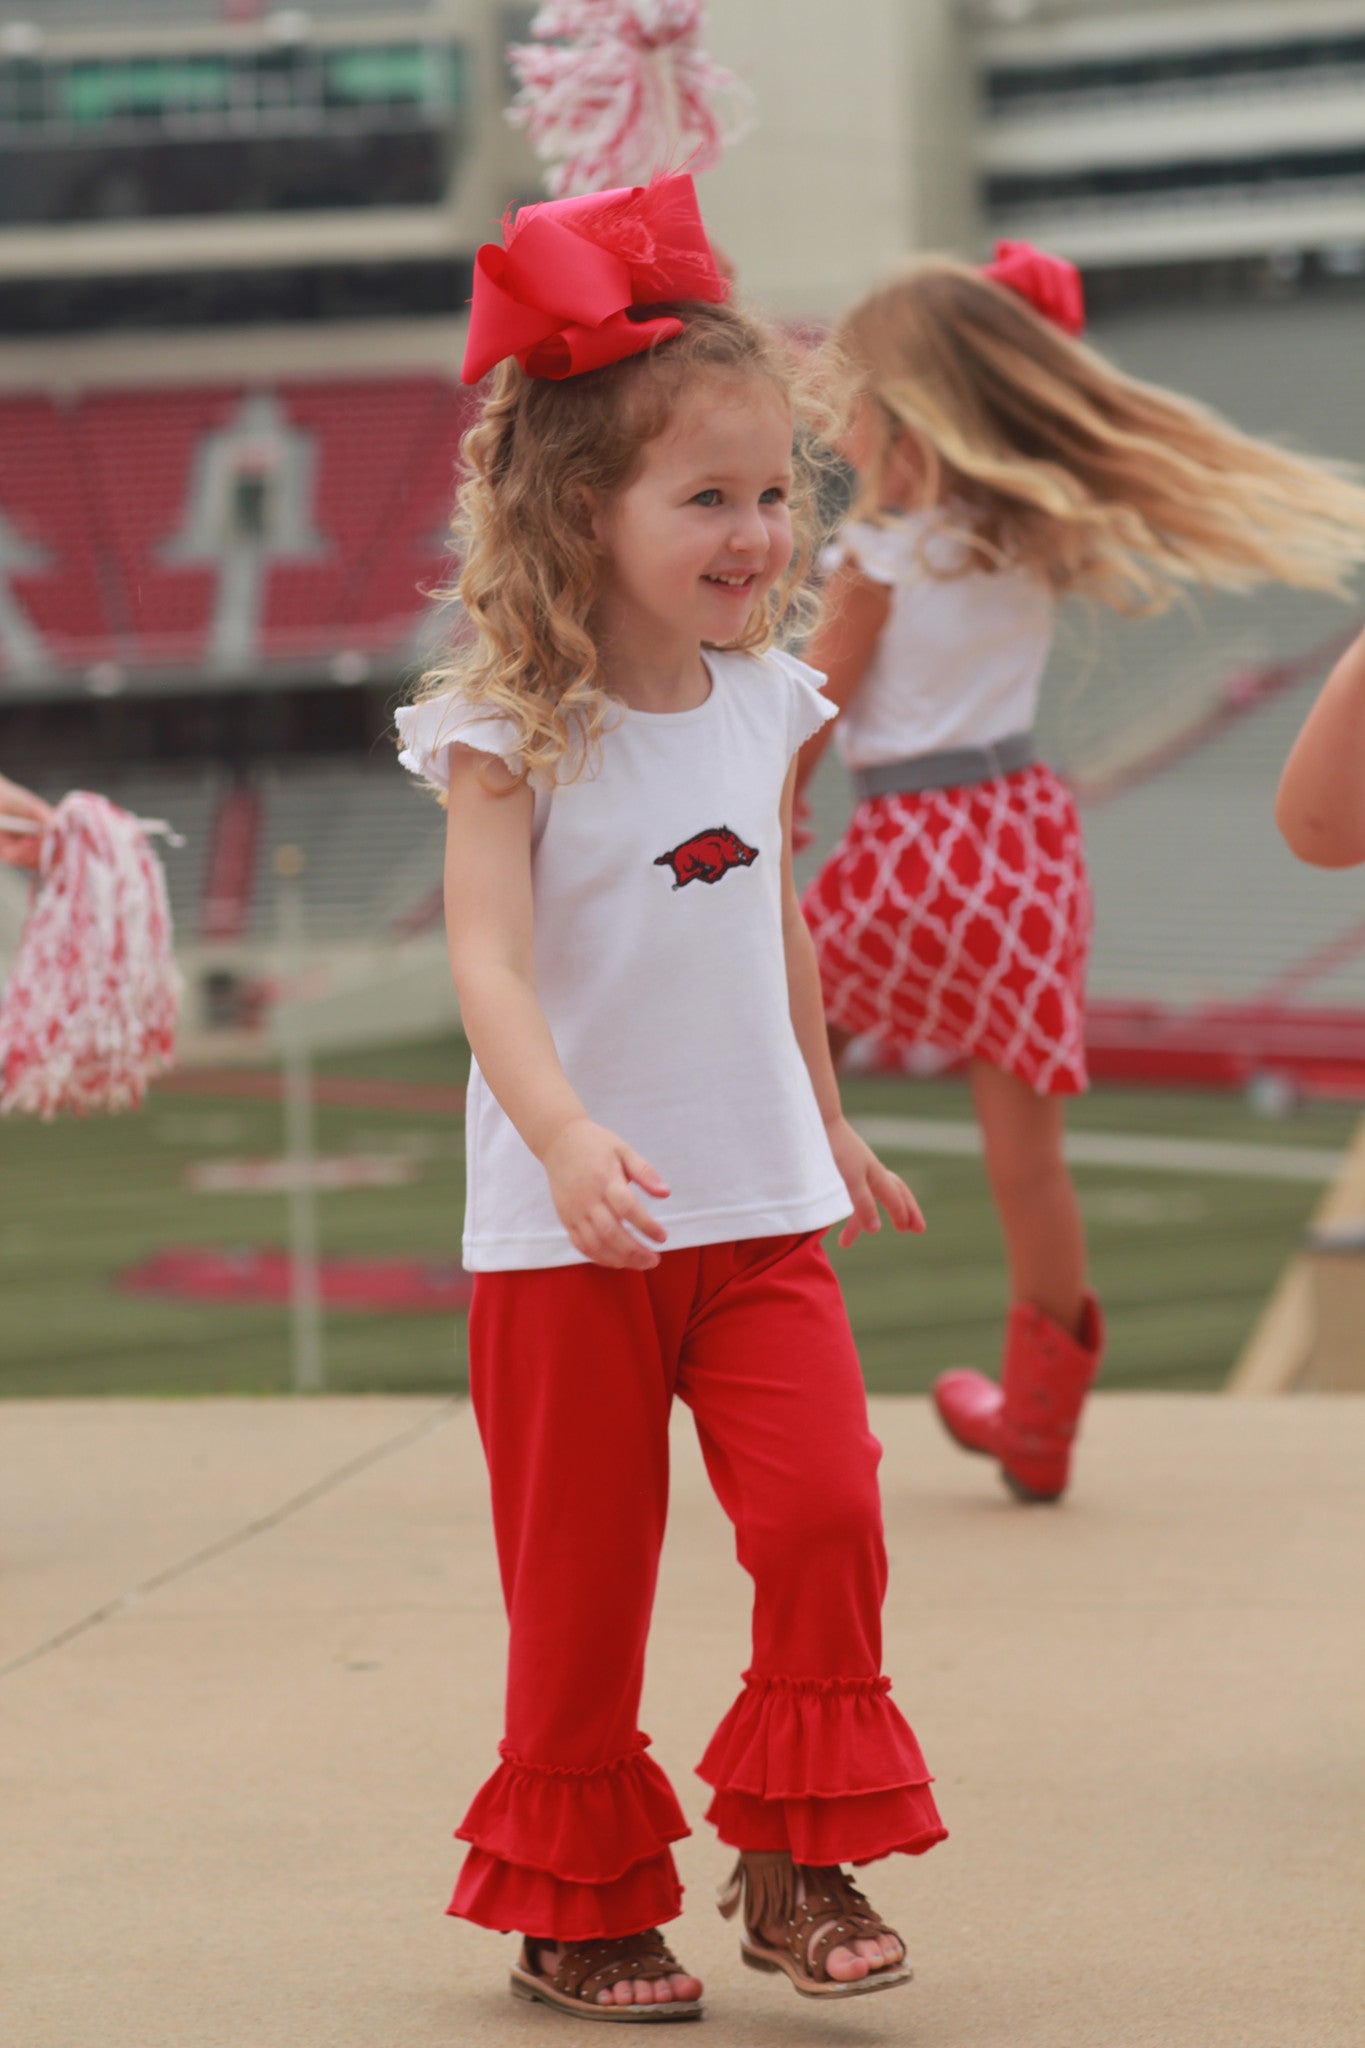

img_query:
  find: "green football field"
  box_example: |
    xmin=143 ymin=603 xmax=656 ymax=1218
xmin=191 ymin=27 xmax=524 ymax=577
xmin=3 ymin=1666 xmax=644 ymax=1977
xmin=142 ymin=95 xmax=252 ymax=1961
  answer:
xmin=0 ymin=1031 xmax=1355 ymax=1399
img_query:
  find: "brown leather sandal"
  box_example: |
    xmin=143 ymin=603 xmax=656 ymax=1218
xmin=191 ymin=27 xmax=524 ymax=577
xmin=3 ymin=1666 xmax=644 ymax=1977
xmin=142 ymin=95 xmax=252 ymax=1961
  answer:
xmin=509 ymin=1930 xmax=703 ymax=2023
xmin=718 ymin=1851 xmax=912 ymax=2000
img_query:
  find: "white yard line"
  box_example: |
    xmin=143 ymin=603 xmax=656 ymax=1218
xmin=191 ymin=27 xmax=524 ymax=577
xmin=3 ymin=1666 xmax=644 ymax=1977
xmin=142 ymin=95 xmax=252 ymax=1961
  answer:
xmin=851 ymin=1116 xmax=1344 ymax=1185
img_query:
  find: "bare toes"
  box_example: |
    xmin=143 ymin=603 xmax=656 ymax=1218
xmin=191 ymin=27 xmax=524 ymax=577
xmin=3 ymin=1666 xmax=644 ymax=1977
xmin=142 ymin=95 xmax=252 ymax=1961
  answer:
xmin=825 ymin=1944 xmax=871 ymax=1983
xmin=592 ymin=1967 xmax=700 ymax=2008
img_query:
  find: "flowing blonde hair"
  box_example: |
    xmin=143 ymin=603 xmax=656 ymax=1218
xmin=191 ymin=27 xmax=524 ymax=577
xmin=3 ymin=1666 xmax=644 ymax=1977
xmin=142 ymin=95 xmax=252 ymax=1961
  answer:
xmin=415 ymin=299 xmax=841 ymax=786
xmin=837 ymin=257 xmax=1365 ymax=613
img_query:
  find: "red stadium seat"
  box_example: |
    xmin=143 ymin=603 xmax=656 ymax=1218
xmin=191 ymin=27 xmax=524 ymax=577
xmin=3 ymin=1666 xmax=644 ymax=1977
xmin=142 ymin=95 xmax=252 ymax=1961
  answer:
xmin=0 ymin=377 xmax=476 ymax=680
xmin=0 ymin=395 xmax=117 ymax=670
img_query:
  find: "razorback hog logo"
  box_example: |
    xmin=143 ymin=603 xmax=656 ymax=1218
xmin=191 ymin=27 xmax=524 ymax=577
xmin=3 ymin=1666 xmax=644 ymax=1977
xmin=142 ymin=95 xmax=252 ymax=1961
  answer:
xmin=654 ymin=824 xmax=759 ymax=890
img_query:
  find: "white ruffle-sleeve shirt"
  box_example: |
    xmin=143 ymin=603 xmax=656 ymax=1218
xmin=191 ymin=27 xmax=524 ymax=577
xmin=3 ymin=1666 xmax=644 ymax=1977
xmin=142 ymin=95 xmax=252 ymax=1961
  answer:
xmin=828 ymin=513 xmax=1055 ymax=766
xmin=396 ymin=647 xmax=850 ymax=1271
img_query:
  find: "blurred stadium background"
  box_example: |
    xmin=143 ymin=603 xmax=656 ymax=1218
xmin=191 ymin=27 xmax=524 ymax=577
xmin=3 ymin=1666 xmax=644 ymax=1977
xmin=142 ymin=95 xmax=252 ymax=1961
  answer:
xmin=1 ymin=0 xmax=1364 ymax=1398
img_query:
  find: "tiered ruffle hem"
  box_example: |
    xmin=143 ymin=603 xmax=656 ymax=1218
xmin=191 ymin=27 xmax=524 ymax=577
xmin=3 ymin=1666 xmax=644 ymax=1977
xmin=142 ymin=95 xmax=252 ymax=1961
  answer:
xmin=448 ymin=1735 xmax=690 ymax=1939
xmin=698 ymin=1671 xmax=947 ymax=1866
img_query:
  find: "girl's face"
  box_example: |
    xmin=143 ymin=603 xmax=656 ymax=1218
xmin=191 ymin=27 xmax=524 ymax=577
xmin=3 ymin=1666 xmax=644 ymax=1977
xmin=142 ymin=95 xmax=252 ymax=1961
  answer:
xmin=592 ymin=371 xmax=794 ymax=650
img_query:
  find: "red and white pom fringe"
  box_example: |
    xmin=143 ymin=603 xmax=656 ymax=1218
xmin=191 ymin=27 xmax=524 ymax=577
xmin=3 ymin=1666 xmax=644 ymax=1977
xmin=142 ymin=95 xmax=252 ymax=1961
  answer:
xmin=508 ymin=1 xmax=755 ymax=198
xmin=0 ymin=791 xmax=181 ymax=1118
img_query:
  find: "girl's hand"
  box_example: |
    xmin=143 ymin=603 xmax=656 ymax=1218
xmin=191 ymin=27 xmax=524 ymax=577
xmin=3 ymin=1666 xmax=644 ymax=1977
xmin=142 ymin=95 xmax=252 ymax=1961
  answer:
xmin=0 ymin=773 xmax=52 ymax=870
xmin=542 ymin=1118 xmax=671 ymax=1270
xmin=825 ymin=1114 xmax=926 ymax=1248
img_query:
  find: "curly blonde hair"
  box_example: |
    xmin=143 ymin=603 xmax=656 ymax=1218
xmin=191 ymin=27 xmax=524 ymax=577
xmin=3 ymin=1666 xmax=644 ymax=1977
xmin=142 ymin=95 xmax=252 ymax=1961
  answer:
xmin=837 ymin=257 xmax=1365 ymax=613
xmin=414 ymin=298 xmax=842 ymax=786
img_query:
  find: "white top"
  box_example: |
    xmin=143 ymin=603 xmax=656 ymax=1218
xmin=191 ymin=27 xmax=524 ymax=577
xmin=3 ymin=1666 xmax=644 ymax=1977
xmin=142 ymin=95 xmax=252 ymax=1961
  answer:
xmin=396 ymin=648 xmax=850 ymax=1271
xmin=828 ymin=513 xmax=1055 ymax=767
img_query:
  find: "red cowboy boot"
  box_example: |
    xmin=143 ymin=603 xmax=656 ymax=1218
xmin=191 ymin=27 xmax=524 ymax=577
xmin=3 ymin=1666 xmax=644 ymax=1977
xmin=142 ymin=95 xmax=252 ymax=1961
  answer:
xmin=933 ymin=1294 xmax=1104 ymax=1502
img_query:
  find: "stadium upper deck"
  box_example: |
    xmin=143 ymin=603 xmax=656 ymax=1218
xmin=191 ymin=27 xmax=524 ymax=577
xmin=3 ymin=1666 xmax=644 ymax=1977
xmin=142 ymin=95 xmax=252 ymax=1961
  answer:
xmin=7 ymin=3 xmax=422 ymax=18
xmin=0 ymin=0 xmax=515 ymax=334
xmin=970 ymin=0 xmax=1365 ymax=287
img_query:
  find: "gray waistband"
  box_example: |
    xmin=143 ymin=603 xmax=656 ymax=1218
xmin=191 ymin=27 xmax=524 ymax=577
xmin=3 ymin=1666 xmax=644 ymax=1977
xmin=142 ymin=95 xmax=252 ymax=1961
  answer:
xmin=853 ymin=731 xmax=1037 ymax=801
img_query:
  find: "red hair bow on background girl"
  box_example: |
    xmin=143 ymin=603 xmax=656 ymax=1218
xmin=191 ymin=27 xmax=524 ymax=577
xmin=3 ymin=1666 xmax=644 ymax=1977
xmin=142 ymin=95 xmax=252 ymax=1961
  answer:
xmin=980 ymin=239 xmax=1085 ymax=337
xmin=461 ymin=172 xmax=729 ymax=384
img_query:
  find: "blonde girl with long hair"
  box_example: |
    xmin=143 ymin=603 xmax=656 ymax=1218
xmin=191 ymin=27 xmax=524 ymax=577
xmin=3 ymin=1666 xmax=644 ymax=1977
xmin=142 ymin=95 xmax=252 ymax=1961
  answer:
xmin=397 ymin=178 xmax=945 ymax=2025
xmin=798 ymin=244 xmax=1365 ymax=1504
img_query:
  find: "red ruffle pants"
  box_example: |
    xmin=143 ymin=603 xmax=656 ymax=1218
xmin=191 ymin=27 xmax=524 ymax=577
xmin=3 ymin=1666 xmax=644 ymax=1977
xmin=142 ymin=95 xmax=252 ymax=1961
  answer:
xmin=450 ymin=1230 xmax=946 ymax=1941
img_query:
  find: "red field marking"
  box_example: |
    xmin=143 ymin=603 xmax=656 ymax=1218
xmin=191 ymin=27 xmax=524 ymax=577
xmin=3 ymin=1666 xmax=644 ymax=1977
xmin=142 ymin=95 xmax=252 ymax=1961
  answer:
xmin=119 ymin=1246 xmax=472 ymax=1313
xmin=154 ymin=1071 xmax=466 ymax=1113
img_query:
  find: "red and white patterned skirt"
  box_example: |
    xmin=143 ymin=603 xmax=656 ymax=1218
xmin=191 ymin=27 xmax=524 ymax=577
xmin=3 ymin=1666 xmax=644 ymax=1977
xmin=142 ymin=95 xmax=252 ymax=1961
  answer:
xmin=802 ymin=763 xmax=1092 ymax=1096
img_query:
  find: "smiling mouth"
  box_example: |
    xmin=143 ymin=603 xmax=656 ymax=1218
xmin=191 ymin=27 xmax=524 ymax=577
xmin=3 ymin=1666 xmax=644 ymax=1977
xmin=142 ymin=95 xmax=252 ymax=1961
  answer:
xmin=704 ymin=572 xmax=756 ymax=590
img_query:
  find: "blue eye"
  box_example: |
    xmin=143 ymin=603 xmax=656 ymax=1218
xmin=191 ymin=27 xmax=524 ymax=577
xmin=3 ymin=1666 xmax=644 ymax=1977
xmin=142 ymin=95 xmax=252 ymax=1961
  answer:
xmin=693 ymin=488 xmax=722 ymax=506
xmin=761 ymin=486 xmax=788 ymax=504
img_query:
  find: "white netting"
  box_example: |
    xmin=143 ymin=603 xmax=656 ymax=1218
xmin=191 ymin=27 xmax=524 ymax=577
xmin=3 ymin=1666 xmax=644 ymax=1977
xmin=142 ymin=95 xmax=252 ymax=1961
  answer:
xmin=0 ymin=791 xmax=182 ymax=1117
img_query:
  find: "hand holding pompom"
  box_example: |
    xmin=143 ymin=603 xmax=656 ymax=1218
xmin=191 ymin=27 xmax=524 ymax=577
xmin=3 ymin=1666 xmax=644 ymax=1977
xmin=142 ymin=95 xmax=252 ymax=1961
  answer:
xmin=0 ymin=792 xmax=181 ymax=1117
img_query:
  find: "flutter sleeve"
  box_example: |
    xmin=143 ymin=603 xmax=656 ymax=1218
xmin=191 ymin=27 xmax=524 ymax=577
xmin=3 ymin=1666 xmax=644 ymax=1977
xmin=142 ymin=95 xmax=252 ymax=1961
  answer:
xmin=766 ymin=647 xmax=839 ymax=760
xmin=395 ymin=694 xmax=523 ymax=796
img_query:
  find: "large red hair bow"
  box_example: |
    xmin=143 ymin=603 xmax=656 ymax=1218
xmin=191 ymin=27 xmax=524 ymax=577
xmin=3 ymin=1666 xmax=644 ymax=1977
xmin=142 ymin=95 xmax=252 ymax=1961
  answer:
xmin=461 ymin=172 xmax=729 ymax=385
xmin=980 ymin=240 xmax=1085 ymax=337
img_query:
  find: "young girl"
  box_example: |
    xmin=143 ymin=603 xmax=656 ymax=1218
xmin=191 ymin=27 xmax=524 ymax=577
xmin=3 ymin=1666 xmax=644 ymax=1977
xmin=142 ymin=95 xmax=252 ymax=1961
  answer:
xmin=397 ymin=176 xmax=946 ymax=2023
xmin=798 ymin=244 xmax=1365 ymax=1504
xmin=1277 ymin=622 xmax=1365 ymax=869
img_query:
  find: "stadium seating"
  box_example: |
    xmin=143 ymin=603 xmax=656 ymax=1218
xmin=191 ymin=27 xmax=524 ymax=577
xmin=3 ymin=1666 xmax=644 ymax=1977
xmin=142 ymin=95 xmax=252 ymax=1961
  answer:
xmin=0 ymin=396 xmax=114 ymax=670
xmin=259 ymin=378 xmax=463 ymax=655
xmin=23 ymin=754 xmax=442 ymax=957
xmin=249 ymin=760 xmax=444 ymax=945
xmin=200 ymin=784 xmax=263 ymax=943
xmin=0 ymin=378 xmax=475 ymax=681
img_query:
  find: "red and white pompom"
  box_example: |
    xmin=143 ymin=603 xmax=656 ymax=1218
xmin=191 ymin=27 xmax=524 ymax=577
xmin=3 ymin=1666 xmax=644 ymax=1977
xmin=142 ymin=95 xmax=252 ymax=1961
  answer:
xmin=508 ymin=0 xmax=755 ymax=198
xmin=0 ymin=792 xmax=182 ymax=1118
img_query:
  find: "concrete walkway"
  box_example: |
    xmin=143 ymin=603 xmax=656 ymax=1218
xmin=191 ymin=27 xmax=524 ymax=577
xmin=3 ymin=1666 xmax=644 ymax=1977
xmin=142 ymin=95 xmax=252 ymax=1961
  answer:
xmin=4 ymin=1394 xmax=1363 ymax=2048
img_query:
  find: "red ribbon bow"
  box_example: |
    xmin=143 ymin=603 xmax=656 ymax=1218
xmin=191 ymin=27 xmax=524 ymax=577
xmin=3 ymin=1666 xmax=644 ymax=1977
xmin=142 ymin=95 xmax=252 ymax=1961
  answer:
xmin=461 ymin=172 xmax=729 ymax=385
xmin=980 ymin=240 xmax=1085 ymax=337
